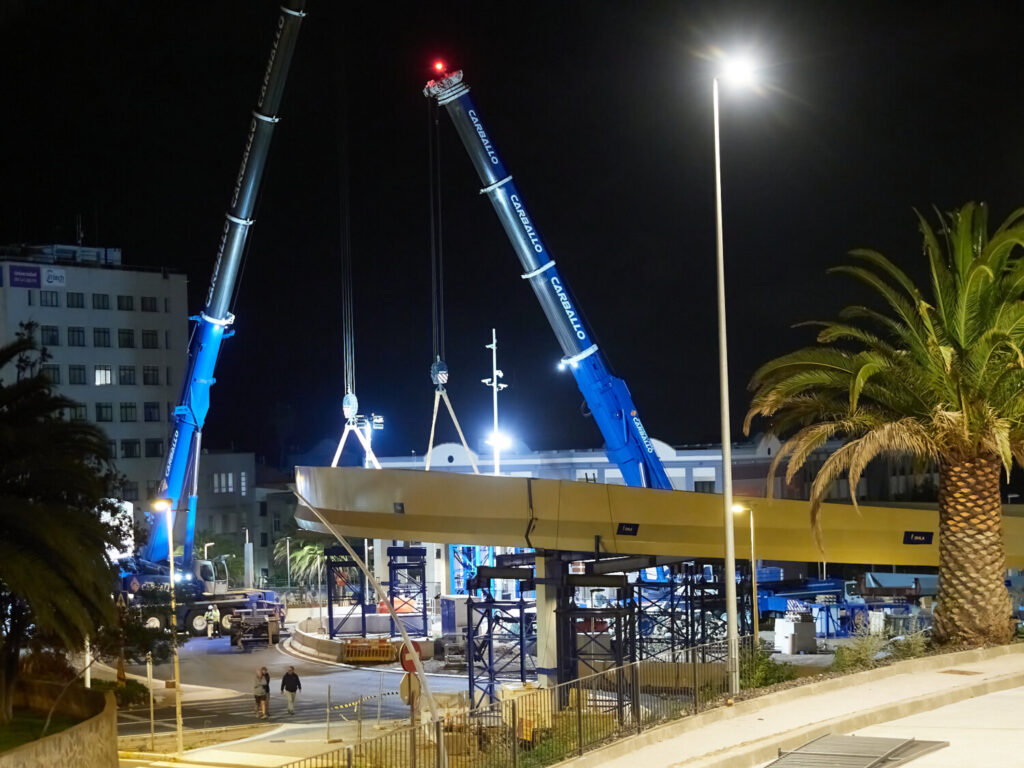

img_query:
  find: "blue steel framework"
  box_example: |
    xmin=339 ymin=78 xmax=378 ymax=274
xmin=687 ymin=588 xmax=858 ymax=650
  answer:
xmin=387 ymin=546 xmax=428 ymax=637
xmin=143 ymin=1 xmax=306 ymax=564
xmin=466 ymin=569 xmax=536 ymax=708
xmin=424 ymin=68 xmax=672 ymax=491
xmin=325 ymin=546 xmax=368 ymax=639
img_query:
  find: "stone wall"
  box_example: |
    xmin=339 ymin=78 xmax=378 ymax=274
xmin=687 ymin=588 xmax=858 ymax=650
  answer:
xmin=0 ymin=681 xmax=117 ymax=768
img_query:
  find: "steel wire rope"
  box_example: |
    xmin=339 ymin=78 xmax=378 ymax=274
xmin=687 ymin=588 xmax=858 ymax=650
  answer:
xmin=427 ymin=97 xmax=446 ymax=363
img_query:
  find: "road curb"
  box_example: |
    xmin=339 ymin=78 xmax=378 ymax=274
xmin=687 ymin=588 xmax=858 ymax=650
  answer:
xmin=278 ymin=636 xmax=468 ymax=679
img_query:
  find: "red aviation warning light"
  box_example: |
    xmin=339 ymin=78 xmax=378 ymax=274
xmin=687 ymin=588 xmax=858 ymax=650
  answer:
xmin=433 ymin=60 xmax=446 ymax=74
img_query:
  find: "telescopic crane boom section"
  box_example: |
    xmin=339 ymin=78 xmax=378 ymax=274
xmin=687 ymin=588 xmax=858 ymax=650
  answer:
xmin=424 ymin=68 xmax=672 ymax=490
xmin=143 ymin=1 xmax=306 ymax=563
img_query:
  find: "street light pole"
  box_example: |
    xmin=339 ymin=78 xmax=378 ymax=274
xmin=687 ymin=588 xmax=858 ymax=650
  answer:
xmin=713 ymin=74 xmax=740 ymax=696
xmin=158 ymin=502 xmax=185 ymax=756
xmin=732 ymin=503 xmax=759 ymax=648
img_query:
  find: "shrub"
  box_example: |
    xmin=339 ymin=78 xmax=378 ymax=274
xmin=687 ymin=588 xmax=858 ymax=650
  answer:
xmin=89 ymin=678 xmax=149 ymax=708
xmin=740 ymin=645 xmax=798 ymax=688
xmin=888 ymin=617 xmax=929 ymax=660
xmin=19 ymin=649 xmax=77 ymax=683
xmin=831 ymin=616 xmax=886 ymax=672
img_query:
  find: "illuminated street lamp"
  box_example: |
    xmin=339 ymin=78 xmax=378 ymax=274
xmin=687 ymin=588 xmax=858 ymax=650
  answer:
xmin=732 ymin=503 xmax=759 ymax=647
xmin=713 ymin=52 xmax=761 ymax=694
xmin=203 ymin=542 xmax=215 ymax=559
xmin=152 ymin=499 xmax=184 ymax=756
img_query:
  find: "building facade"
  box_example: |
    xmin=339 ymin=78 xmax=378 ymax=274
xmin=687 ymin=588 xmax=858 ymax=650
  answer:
xmin=0 ymin=244 xmax=187 ymax=518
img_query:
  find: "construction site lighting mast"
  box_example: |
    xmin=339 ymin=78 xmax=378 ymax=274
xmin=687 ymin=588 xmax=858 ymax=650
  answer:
xmin=424 ymin=64 xmax=672 ymax=490
xmin=143 ymin=1 xmax=306 ymax=564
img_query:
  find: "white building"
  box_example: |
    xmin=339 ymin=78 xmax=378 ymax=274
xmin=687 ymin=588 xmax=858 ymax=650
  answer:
xmin=0 ymin=244 xmax=187 ymax=518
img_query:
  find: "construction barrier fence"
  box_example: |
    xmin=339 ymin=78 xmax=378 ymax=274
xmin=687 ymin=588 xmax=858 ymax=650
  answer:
xmin=281 ymin=635 xmax=756 ymax=768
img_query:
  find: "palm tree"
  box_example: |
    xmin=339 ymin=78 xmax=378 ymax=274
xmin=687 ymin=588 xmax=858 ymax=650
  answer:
xmin=273 ymin=536 xmax=325 ymax=586
xmin=745 ymin=202 xmax=1024 ymax=646
xmin=0 ymin=332 xmax=118 ymax=723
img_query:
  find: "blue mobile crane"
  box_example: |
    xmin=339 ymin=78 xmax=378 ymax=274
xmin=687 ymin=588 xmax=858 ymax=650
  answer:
xmin=424 ymin=66 xmax=672 ymax=490
xmin=119 ymin=1 xmax=306 ymax=636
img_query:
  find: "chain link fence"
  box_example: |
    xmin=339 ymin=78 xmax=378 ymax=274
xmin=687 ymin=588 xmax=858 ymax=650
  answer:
xmin=282 ymin=636 xmax=755 ymax=768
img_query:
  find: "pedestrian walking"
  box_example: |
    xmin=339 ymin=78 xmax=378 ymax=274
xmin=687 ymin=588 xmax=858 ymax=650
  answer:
xmin=253 ymin=667 xmax=267 ymax=718
xmin=281 ymin=666 xmax=302 ymax=715
xmin=260 ymin=666 xmax=271 ymax=717
xmin=205 ymin=604 xmax=221 ymax=638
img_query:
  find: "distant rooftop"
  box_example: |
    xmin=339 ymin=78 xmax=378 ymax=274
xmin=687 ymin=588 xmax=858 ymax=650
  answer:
xmin=0 ymin=243 xmax=183 ymax=275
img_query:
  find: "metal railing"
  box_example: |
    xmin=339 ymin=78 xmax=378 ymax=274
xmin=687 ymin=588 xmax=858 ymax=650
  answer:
xmin=281 ymin=636 xmax=755 ymax=768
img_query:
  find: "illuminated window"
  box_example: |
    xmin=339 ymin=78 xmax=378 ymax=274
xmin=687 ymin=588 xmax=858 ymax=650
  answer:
xmin=94 ymin=365 xmax=112 ymax=386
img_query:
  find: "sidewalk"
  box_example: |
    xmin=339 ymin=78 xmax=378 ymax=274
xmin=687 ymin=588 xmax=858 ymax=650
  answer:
xmin=572 ymin=644 xmax=1024 ymax=768
xmin=94 ymin=661 xmax=242 ymax=706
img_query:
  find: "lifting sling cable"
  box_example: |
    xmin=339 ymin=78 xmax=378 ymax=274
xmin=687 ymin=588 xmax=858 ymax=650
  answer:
xmin=330 ymin=55 xmax=380 ymax=470
xmin=425 ymin=95 xmax=477 ymax=473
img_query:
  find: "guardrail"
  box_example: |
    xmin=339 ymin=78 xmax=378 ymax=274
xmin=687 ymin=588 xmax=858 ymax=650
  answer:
xmin=281 ymin=636 xmax=755 ymax=768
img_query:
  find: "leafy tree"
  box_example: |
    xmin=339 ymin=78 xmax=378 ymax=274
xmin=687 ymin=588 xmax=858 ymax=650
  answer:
xmin=746 ymin=203 xmax=1024 ymax=646
xmin=0 ymin=329 xmax=121 ymax=723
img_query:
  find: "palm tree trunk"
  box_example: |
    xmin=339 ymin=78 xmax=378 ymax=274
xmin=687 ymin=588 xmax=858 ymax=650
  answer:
xmin=933 ymin=455 xmax=1013 ymax=645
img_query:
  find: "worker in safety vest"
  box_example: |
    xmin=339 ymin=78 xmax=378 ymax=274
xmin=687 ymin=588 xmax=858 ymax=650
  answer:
xmin=205 ymin=604 xmax=221 ymax=638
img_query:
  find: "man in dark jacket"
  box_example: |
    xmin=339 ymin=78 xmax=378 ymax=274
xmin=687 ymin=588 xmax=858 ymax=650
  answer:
xmin=281 ymin=666 xmax=302 ymax=714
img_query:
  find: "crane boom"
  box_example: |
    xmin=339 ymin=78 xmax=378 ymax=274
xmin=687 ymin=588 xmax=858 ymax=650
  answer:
xmin=424 ymin=69 xmax=672 ymax=490
xmin=143 ymin=1 xmax=306 ymax=563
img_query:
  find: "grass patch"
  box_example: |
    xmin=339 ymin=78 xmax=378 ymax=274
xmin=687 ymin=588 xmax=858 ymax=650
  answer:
xmin=0 ymin=710 xmax=80 ymax=752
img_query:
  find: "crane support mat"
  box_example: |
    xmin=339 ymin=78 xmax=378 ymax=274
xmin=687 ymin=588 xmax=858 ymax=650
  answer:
xmin=342 ymin=638 xmax=397 ymax=663
xmin=294 ymin=467 xmax=1024 ymax=567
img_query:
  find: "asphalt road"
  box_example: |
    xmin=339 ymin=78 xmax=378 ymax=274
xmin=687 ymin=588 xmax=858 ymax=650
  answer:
xmin=118 ymin=635 xmax=467 ymax=735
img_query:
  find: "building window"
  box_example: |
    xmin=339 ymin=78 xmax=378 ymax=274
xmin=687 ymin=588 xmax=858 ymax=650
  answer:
xmin=166 ymin=367 xmax=173 ymax=385
xmin=694 ymin=480 xmax=716 ymax=493
xmin=141 ymin=296 xmax=158 ymax=312
xmin=93 ymin=328 xmax=110 ymax=347
xmin=118 ymin=329 xmax=135 ymax=348
xmin=213 ymin=472 xmax=234 ymax=494
xmin=26 ymin=290 xmax=33 ymax=306
xmin=40 ymin=325 xmax=59 ymax=346
xmin=117 ymin=295 xmax=134 ymax=311
xmin=144 ymin=401 xmax=160 ymax=421
xmin=119 ymin=402 xmax=137 ymax=422
xmin=40 ymin=364 xmax=60 ymax=384
xmin=68 ymin=365 xmax=86 ymax=385
xmin=273 ymin=511 xmax=281 ymax=532
xmin=69 ymin=404 xmax=87 ymax=422
xmin=107 ymin=440 xmax=117 ymax=458
xmin=68 ymin=327 xmax=85 ymax=346
xmin=147 ymin=480 xmax=161 ymax=499
xmin=40 ymin=290 xmax=59 ymax=307
xmin=167 ymin=402 xmax=173 ymax=421
xmin=94 ymin=365 xmax=112 ymax=386
xmin=145 ymin=438 xmax=164 ymax=458
xmin=92 ymin=293 xmax=110 ymax=310
xmin=143 ymin=366 xmax=160 ymax=385
xmin=67 ymin=292 xmax=84 ymax=308
xmin=164 ymin=297 xmax=170 ymax=313
xmin=96 ymin=402 xmax=113 ymax=422
xmin=259 ymin=532 xmax=268 ymax=548
xmin=141 ymin=330 xmax=159 ymax=349
xmin=241 ymin=472 xmax=248 ymax=497
xmin=122 ymin=481 xmax=139 ymax=501
xmin=118 ymin=365 xmax=136 ymax=385
xmin=120 ymin=439 xmax=141 ymax=459
xmin=165 ymin=331 xmax=171 ymax=350
xmin=259 ymin=501 xmax=267 ymax=517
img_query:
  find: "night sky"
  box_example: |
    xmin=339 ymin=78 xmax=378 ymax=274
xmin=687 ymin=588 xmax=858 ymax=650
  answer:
xmin=4 ymin=1 xmax=1022 ymax=465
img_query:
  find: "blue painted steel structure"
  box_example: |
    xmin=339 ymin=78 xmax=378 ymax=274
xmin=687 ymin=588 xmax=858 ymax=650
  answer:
xmin=424 ymin=69 xmax=672 ymax=491
xmin=142 ymin=1 xmax=306 ymax=565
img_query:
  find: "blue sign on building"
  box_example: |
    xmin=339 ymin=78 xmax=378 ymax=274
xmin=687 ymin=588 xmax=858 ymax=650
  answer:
xmin=9 ymin=265 xmax=40 ymax=288
xmin=902 ymin=531 xmax=934 ymax=545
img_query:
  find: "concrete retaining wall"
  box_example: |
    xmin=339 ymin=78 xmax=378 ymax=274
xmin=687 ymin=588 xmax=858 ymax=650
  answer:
xmin=0 ymin=681 xmax=117 ymax=768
